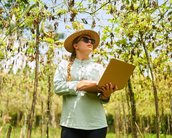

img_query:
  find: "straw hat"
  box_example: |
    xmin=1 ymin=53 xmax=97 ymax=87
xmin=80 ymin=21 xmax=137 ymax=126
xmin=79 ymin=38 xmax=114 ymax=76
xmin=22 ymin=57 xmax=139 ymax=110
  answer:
xmin=64 ymin=29 xmax=100 ymax=53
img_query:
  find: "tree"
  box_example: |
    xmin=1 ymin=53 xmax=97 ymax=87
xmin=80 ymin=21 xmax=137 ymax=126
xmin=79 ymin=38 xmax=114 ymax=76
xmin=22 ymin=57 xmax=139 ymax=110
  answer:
xmin=0 ymin=0 xmax=172 ymax=137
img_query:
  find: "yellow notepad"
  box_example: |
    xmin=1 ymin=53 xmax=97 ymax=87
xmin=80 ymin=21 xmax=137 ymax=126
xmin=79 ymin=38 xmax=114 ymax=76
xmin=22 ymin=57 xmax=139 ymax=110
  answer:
xmin=98 ymin=59 xmax=135 ymax=90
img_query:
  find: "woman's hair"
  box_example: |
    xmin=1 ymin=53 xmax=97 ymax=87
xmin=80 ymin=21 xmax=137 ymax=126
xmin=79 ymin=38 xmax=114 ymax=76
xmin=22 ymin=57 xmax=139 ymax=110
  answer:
xmin=66 ymin=34 xmax=91 ymax=81
xmin=67 ymin=52 xmax=76 ymax=81
xmin=66 ymin=36 xmax=79 ymax=81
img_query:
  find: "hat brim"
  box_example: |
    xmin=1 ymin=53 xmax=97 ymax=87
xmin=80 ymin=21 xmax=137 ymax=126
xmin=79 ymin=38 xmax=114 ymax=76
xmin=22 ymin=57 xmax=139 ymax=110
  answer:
xmin=64 ymin=30 xmax=100 ymax=53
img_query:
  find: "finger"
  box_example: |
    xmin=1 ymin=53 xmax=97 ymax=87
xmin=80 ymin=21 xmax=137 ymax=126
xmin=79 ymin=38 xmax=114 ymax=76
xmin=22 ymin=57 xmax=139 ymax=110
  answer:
xmin=115 ymin=85 xmax=118 ymax=90
xmin=101 ymin=86 xmax=106 ymax=92
xmin=102 ymin=87 xmax=111 ymax=97
xmin=105 ymin=83 xmax=110 ymax=91
xmin=98 ymin=88 xmax=103 ymax=93
xmin=98 ymin=87 xmax=106 ymax=92
xmin=100 ymin=87 xmax=109 ymax=95
xmin=109 ymin=82 xmax=114 ymax=90
xmin=107 ymin=83 xmax=113 ymax=92
xmin=113 ymin=85 xmax=118 ymax=91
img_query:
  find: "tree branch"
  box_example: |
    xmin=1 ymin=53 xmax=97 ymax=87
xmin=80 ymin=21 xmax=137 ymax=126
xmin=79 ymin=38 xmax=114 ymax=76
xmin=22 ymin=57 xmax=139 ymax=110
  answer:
xmin=82 ymin=1 xmax=112 ymax=15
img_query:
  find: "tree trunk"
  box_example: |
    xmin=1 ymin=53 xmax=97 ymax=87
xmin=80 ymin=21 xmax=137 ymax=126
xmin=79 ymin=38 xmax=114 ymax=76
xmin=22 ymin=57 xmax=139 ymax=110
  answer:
xmin=6 ymin=125 xmax=12 ymax=138
xmin=140 ymin=35 xmax=160 ymax=138
xmin=170 ymin=97 xmax=172 ymax=134
xmin=41 ymin=101 xmax=44 ymax=138
xmin=27 ymin=20 xmax=40 ymax=138
xmin=121 ymin=93 xmax=127 ymax=136
xmin=128 ymin=79 xmax=137 ymax=138
xmin=46 ymin=76 xmax=51 ymax=138
xmin=125 ymin=87 xmax=131 ymax=135
xmin=114 ymin=105 xmax=121 ymax=137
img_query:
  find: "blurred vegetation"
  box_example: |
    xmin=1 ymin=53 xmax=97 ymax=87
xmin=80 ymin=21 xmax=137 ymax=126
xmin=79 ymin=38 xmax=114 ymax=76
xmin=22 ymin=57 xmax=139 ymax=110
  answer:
xmin=0 ymin=0 xmax=172 ymax=137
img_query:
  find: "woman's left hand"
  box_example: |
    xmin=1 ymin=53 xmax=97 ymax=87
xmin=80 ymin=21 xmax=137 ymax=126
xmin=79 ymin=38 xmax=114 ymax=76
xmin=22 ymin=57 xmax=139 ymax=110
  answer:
xmin=98 ymin=83 xmax=118 ymax=100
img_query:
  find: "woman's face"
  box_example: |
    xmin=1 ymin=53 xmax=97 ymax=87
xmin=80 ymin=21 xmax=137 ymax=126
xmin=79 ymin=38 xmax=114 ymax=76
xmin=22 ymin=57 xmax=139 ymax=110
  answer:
xmin=73 ymin=35 xmax=95 ymax=54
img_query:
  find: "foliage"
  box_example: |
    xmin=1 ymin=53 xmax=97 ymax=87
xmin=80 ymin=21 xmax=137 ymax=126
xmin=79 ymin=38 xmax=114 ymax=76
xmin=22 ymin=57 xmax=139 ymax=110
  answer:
xmin=0 ymin=0 xmax=172 ymax=136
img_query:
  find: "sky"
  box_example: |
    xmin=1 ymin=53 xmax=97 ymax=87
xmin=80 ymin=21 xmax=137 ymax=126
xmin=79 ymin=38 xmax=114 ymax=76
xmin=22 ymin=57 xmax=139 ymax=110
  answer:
xmin=42 ymin=0 xmax=166 ymax=37
xmin=0 ymin=0 xmax=170 ymax=74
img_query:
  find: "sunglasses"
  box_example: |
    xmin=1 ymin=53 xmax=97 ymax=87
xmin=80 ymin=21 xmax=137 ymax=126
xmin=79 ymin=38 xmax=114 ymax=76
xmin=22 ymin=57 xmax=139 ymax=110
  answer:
xmin=78 ymin=37 xmax=95 ymax=45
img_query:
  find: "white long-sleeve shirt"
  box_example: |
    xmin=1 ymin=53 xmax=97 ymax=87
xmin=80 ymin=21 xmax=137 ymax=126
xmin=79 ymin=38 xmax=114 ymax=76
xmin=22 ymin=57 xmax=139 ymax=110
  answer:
xmin=54 ymin=58 xmax=108 ymax=130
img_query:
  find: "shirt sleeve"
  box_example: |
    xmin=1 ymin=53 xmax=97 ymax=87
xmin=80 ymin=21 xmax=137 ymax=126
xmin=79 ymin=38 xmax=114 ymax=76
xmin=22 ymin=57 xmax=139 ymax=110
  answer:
xmin=98 ymin=93 xmax=110 ymax=104
xmin=53 ymin=60 xmax=78 ymax=96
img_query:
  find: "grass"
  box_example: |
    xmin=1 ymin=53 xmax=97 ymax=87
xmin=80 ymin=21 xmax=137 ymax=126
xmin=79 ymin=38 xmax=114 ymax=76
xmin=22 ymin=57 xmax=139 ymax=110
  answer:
xmin=1 ymin=125 xmax=172 ymax=138
xmin=106 ymin=132 xmax=172 ymax=138
xmin=0 ymin=125 xmax=61 ymax=138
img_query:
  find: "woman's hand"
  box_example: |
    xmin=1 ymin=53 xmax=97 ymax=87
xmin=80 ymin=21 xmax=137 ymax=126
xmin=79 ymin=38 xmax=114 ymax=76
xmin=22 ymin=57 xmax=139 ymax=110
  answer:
xmin=98 ymin=83 xmax=118 ymax=100
xmin=76 ymin=80 xmax=97 ymax=91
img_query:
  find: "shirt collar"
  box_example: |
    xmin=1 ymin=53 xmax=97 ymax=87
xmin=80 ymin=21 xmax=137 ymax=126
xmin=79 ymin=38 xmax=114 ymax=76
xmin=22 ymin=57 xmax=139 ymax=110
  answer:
xmin=74 ymin=58 xmax=91 ymax=64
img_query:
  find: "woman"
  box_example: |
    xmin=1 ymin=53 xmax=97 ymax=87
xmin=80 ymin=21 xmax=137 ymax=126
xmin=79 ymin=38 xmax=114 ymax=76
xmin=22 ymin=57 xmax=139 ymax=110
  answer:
xmin=54 ymin=29 xmax=117 ymax=138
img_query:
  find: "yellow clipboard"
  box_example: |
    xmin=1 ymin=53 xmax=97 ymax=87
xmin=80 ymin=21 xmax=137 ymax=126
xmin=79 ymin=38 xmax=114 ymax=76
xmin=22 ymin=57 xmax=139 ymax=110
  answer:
xmin=98 ymin=59 xmax=135 ymax=90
